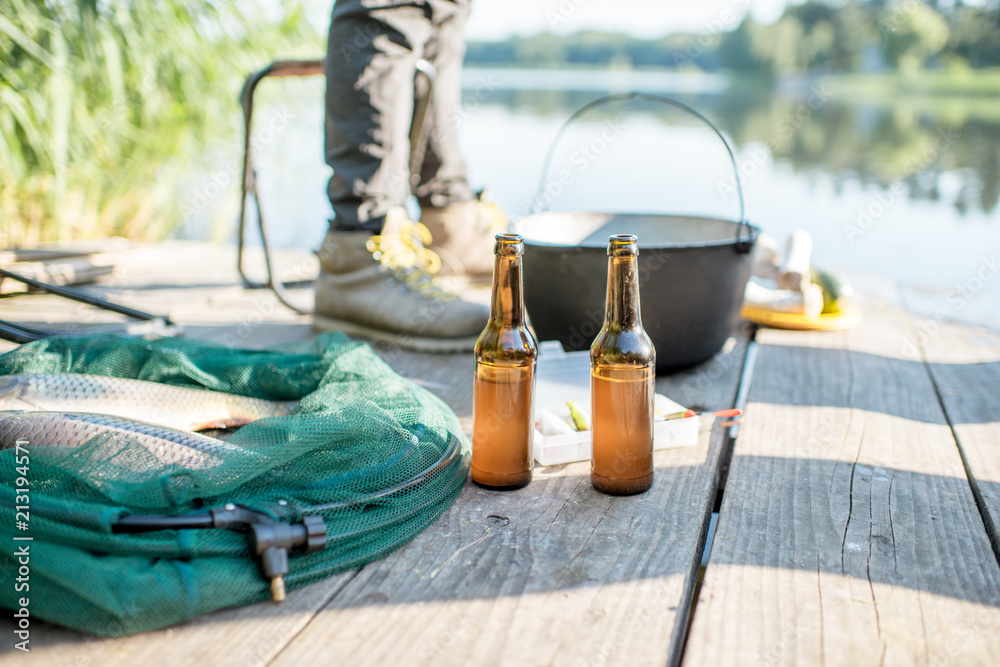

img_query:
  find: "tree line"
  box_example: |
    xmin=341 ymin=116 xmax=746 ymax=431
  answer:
xmin=465 ymin=0 xmax=1000 ymax=74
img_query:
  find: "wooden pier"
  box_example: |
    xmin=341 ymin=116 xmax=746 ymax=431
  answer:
xmin=2 ymin=241 xmax=999 ymax=666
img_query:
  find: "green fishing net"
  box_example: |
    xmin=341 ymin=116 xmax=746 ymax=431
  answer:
xmin=0 ymin=333 xmax=469 ymax=636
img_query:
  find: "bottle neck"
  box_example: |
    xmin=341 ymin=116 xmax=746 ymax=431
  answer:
xmin=605 ymin=255 xmax=641 ymax=329
xmin=490 ymin=254 xmax=526 ymax=326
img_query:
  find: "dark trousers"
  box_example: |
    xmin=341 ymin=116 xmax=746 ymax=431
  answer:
xmin=325 ymin=0 xmax=475 ymax=232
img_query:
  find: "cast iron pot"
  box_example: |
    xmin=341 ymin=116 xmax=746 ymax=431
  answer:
xmin=515 ymin=93 xmax=761 ymax=373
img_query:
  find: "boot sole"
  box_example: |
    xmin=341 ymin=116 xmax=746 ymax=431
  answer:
xmin=312 ymin=315 xmax=479 ymax=353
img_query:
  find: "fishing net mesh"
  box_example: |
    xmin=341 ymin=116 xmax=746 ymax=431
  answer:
xmin=0 ymin=333 xmax=469 ymax=636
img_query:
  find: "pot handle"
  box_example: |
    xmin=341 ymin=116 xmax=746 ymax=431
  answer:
xmin=532 ymin=91 xmax=754 ymax=253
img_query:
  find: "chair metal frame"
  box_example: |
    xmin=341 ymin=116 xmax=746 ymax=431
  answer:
xmin=236 ymin=58 xmax=437 ymax=314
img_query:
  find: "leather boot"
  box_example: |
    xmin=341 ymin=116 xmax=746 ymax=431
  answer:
xmin=313 ymin=207 xmax=489 ymax=352
xmin=419 ymin=194 xmax=507 ymax=277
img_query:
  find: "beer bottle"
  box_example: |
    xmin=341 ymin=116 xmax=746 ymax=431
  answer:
xmin=590 ymin=234 xmax=655 ymax=495
xmin=472 ymin=233 xmax=538 ymax=489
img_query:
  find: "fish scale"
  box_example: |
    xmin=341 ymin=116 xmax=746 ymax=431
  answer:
xmin=0 ymin=411 xmax=242 ymax=470
xmin=0 ymin=373 xmax=295 ymax=431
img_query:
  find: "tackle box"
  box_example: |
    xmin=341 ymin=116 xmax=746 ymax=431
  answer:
xmin=532 ymin=341 xmax=700 ymax=467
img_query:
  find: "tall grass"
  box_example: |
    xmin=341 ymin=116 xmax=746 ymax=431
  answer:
xmin=0 ymin=0 xmax=321 ymax=246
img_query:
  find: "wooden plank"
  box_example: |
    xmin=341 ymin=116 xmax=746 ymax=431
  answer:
xmin=0 ymin=258 xmax=114 ymax=293
xmin=0 ymin=573 xmax=357 ymax=667
xmin=0 ymin=243 xmax=325 ymax=663
xmin=0 ymin=249 xmax=97 ymax=265
xmin=0 ymin=240 xmax=748 ymax=665
xmin=0 ymin=335 xmax=746 ymax=666
xmin=0 ymin=238 xmax=131 ymax=265
xmin=267 ymin=331 xmax=750 ymax=667
xmin=683 ymin=295 xmax=1000 ymax=667
xmin=912 ymin=318 xmax=1000 ymax=559
xmin=0 ymin=242 xmax=316 ymax=354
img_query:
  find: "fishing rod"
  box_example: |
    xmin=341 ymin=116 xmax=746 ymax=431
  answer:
xmin=0 ymin=267 xmax=178 ymax=342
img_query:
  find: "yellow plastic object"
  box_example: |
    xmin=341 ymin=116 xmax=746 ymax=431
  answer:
xmin=566 ymin=400 xmax=590 ymax=431
xmin=741 ymin=300 xmax=862 ymax=331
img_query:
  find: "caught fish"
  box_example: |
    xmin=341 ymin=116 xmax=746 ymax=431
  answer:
xmin=0 ymin=373 xmax=295 ymax=431
xmin=0 ymin=411 xmax=243 ymax=470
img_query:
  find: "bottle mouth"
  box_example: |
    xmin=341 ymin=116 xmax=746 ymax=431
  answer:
xmin=495 ymin=233 xmax=524 ymax=256
xmin=608 ymin=234 xmax=638 ymax=257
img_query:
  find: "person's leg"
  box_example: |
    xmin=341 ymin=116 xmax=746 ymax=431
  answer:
xmin=324 ymin=0 xmax=430 ymax=232
xmin=412 ymin=0 xmax=475 ymax=208
xmin=414 ymin=0 xmax=506 ymax=277
xmin=316 ymin=0 xmax=489 ymax=350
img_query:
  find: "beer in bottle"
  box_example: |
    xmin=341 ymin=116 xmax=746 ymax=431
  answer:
xmin=590 ymin=234 xmax=655 ymax=495
xmin=472 ymin=233 xmax=537 ymax=489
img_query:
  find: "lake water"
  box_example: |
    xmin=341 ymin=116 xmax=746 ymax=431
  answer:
xmin=180 ymin=68 xmax=1000 ymax=327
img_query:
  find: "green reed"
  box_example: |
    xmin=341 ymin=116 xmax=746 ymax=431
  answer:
xmin=0 ymin=0 xmax=320 ymax=246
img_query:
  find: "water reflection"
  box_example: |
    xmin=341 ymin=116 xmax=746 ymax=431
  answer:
xmin=475 ymin=82 xmax=999 ymax=216
xmin=218 ymin=69 xmax=998 ymax=303
xmin=720 ymin=92 xmax=999 ymax=215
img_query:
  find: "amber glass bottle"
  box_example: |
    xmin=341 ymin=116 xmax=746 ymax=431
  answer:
xmin=590 ymin=234 xmax=656 ymax=495
xmin=472 ymin=233 xmax=538 ymax=489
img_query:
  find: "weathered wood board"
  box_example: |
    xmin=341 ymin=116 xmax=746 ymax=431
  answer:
xmin=0 ymin=242 xmax=317 ymax=354
xmin=1 ymin=572 xmax=357 ymax=667
xmin=8 ymin=241 xmax=998 ymax=665
xmin=268 ymin=335 xmax=748 ymax=667
xmin=0 ymin=241 xmax=749 ymax=666
xmin=683 ymin=295 xmax=1000 ymax=667
xmin=913 ymin=318 xmax=1000 ymax=561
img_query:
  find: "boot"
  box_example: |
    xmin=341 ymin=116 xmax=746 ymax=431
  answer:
xmin=313 ymin=207 xmax=489 ymax=352
xmin=419 ymin=193 xmax=507 ymax=277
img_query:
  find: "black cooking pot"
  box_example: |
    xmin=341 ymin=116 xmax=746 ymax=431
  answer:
xmin=515 ymin=93 xmax=761 ymax=373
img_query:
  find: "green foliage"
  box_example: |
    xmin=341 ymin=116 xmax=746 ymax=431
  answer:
xmin=716 ymin=89 xmax=1000 ymax=213
xmin=878 ymin=0 xmax=950 ymax=73
xmin=945 ymin=2 xmax=1000 ymax=68
xmin=830 ymin=1 xmax=879 ymax=70
xmin=466 ymin=32 xmax=723 ymax=71
xmin=466 ymin=1 xmax=1000 ymax=78
xmin=0 ymin=0 xmax=320 ymax=245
